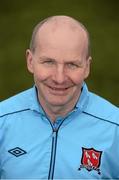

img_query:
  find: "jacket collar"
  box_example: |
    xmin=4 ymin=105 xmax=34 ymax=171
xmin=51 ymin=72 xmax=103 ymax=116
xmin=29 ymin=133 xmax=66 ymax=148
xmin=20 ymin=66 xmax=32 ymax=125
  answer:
xmin=75 ymin=82 xmax=89 ymax=112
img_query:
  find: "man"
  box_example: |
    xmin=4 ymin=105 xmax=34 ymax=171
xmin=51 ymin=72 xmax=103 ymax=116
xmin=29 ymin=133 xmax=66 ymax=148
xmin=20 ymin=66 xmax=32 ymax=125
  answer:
xmin=0 ymin=15 xmax=119 ymax=179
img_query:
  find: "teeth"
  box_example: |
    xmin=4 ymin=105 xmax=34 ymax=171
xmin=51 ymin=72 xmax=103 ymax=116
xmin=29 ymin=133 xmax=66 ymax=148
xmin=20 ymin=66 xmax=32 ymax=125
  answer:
xmin=51 ymin=87 xmax=67 ymax=90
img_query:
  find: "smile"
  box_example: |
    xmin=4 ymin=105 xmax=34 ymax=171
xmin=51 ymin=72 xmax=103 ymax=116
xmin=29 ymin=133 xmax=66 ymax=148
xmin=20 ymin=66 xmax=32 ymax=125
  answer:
xmin=49 ymin=86 xmax=69 ymax=91
xmin=46 ymin=85 xmax=71 ymax=95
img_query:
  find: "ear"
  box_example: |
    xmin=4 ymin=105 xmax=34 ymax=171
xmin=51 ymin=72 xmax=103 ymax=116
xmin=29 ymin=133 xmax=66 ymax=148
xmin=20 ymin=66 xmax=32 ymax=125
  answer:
xmin=26 ymin=49 xmax=34 ymax=73
xmin=84 ymin=56 xmax=92 ymax=79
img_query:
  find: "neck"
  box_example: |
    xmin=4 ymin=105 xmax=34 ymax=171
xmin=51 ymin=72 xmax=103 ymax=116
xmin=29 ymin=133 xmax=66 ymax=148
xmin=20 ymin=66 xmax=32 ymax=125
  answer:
xmin=43 ymin=104 xmax=74 ymax=122
xmin=38 ymin=96 xmax=80 ymax=123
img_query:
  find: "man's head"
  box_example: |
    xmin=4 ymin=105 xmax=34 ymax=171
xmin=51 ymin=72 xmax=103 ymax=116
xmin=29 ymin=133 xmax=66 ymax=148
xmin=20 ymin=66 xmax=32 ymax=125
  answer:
xmin=29 ymin=16 xmax=90 ymax=57
xmin=26 ymin=15 xmax=91 ymax=112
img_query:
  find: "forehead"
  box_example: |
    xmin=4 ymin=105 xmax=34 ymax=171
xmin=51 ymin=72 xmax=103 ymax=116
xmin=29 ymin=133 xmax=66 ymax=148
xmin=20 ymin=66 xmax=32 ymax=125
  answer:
xmin=37 ymin=19 xmax=88 ymax=47
xmin=33 ymin=18 xmax=88 ymax=60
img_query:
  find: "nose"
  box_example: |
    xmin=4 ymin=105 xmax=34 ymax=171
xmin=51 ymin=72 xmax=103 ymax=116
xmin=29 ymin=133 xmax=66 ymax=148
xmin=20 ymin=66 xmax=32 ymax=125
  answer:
xmin=52 ymin=65 xmax=67 ymax=84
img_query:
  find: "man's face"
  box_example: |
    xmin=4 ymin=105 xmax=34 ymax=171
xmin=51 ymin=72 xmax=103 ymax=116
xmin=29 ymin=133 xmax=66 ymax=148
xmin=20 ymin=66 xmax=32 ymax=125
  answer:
xmin=26 ymin=24 xmax=91 ymax=108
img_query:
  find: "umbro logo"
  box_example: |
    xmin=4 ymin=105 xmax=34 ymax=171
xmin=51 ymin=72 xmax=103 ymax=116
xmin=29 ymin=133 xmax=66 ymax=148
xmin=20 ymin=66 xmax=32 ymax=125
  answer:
xmin=8 ymin=147 xmax=27 ymax=157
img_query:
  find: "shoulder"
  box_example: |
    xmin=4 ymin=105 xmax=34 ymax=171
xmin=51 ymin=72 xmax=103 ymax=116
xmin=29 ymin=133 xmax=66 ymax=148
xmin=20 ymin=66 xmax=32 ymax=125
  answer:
xmin=0 ymin=88 xmax=33 ymax=117
xmin=84 ymin=91 xmax=119 ymax=125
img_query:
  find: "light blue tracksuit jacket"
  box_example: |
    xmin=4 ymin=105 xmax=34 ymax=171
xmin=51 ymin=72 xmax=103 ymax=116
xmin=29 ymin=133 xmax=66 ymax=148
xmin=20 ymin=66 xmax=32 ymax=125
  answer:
xmin=0 ymin=83 xmax=119 ymax=179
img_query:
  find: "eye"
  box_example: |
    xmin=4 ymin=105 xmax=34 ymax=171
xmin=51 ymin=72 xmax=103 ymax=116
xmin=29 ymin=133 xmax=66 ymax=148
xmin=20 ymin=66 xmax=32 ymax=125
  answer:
xmin=66 ymin=63 xmax=79 ymax=69
xmin=42 ymin=60 xmax=55 ymax=66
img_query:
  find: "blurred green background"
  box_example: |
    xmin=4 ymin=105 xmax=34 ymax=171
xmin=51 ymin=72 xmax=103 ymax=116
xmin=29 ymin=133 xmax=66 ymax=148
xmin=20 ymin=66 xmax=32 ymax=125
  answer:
xmin=0 ymin=0 xmax=119 ymax=106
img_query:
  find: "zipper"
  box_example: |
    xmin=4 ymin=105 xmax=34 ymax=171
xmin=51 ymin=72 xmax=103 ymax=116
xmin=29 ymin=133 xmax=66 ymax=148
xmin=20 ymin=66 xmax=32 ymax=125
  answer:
xmin=47 ymin=110 xmax=76 ymax=179
xmin=48 ymin=128 xmax=58 ymax=180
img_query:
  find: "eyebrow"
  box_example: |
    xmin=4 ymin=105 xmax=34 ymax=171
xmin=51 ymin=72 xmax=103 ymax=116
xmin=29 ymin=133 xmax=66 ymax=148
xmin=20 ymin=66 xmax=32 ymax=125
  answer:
xmin=39 ymin=56 xmax=55 ymax=61
xmin=39 ymin=56 xmax=82 ymax=64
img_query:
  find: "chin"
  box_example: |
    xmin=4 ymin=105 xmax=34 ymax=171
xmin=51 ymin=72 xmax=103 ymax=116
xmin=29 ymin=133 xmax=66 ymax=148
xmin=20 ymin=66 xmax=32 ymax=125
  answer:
xmin=48 ymin=99 xmax=69 ymax=107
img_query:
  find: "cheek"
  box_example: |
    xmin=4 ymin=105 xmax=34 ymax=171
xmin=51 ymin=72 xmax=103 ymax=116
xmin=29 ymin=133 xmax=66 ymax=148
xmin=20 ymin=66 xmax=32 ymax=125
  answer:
xmin=33 ymin=67 xmax=50 ymax=82
xmin=68 ymin=71 xmax=86 ymax=84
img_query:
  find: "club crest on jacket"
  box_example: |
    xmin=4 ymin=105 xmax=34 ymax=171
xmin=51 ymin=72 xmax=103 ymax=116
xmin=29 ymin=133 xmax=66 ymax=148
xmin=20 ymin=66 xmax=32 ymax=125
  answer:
xmin=78 ymin=147 xmax=102 ymax=175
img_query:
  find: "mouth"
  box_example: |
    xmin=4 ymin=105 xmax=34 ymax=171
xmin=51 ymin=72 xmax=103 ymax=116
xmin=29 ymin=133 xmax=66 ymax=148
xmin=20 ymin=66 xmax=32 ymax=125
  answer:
xmin=46 ymin=85 xmax=71 ymax=95
xmin=49 ymin=86 xmax=69 ymax=91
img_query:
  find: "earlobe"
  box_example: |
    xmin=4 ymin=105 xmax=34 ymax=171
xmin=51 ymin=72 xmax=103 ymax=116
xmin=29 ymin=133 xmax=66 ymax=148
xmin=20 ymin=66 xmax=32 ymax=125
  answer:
xmin=26 ymin=49 xmax=34 ymax=73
